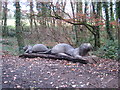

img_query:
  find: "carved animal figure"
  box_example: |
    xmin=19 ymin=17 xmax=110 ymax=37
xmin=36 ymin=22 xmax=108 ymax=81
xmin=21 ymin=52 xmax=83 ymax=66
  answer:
xmin=23 ymin=45 xmax=32 ymax=53
xmin=79 ymin=43 xmax=93 ymax=56
xmin=51 ymin=43 xmax=74 ymax=56
xmin=51 ymin=43 xmax=92 ymax=60
xmin=23 ymin=44 xmax=50 ymax=53
xmin=23 ymin=43 xmax=92 ymax=60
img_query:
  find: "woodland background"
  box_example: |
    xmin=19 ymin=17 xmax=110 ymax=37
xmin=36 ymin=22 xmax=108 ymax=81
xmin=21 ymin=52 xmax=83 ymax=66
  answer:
xmin=1 ymin=0 xmax=120 ymax=60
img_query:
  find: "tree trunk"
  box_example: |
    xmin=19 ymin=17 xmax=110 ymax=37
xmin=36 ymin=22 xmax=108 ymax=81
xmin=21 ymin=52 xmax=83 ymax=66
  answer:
xmin=2 ymin=1 xmax=8 ymax=37
xmin=96 ymin=2 xmax=101 ymax=48
xmin=84 ymin=2 xmax=88 ymax=23
xmin=76 ymin=2 xmax=82 ymax=13
xmin=118 ymin=20 xmax=120 ymax=61
xmin=94 ymin=27 xmax=100 ymax=50
xmin=84 ymin=2 xmax=88 ymax=14
xmin=70 ymin=1 xmax=79 ymax=46
xmin=116 ymin=1 xmax=120 ymax=60
xmin=92 ymin=2 xmax=95 ymax=13
xmin=74 ymin=25 xmax=79 ymax=46
xmin=30 ymin=1 xmax=34 ymax=33
xmin=110 ymin=2 xmax=114 ymax=30
xmin=0 ymin=1 xmax=2 ymax=51
xmin=103 ymin=2 xmax=114 ymax=41
xmin=91 ymin=2 xmax=101 ymax=49
xmin=76 ymin=2 xmax=83 ymax=46
xmin=15 ymin=2 xmax=25 ymax=53
xmin=41 ymin=3 xmax=47 ymax=26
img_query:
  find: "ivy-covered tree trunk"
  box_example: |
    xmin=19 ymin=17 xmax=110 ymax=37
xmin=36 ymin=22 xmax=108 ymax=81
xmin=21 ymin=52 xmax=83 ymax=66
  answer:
xmin=0 ymin=1 xmax=2 ymax=45
xmin=30 ymin=1 xmax=34 ymax=33
xmin=118 ymin=17 xmax=120 ymax=60
xmin=74 ymin=2 xmax=82 ymax=46
xmin=2 ymin=1 xmax=8 ymax=37
xmin=76 ymin=2 xmax=83 ymax=46
xmin=96 ymin=2 xmax=101 ymax=48
xmin=70 ymin=1 xmax=79 ymax=46
xmin=103 ymin=2 xmax=114 ymax=41
xmin=15 ymin=2 xmax=25 ymax=53
xmin=91 ymin=2 xmax=101 ymax=49
xmin=116 ymin=1 xmax=120 ymax=60
xmin=110 ymin=2 xmax=114 ymax=21
xmin=110 ymin=2 xmax=114 ymax=30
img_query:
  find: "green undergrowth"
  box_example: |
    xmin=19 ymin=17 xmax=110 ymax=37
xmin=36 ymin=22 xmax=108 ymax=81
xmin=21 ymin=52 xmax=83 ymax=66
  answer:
xmin=93 ymin=40 xmax=118 ymax=60
xmin=1 ymin=36 xmax=118 ymax=60
xmin=1 ymin=37 xmax=19 ymax=55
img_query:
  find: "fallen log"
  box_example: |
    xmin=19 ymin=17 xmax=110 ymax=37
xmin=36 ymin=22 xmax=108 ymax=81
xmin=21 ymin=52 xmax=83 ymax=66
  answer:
xmin=19 ymin=53 xmax=98 ymax=64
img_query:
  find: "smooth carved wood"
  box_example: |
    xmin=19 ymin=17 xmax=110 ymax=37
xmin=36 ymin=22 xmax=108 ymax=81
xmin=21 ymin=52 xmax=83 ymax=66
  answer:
xmin=19 ymin=53 xmax=98 ymax=64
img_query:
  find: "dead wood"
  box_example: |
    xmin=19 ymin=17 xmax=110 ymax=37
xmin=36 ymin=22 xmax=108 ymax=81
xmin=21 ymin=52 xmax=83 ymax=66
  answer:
xmin=19 ymin=53 xmax=98 ymax=64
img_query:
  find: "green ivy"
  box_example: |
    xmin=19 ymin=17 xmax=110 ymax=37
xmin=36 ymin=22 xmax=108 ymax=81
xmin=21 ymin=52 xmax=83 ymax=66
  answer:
xmin=93 ymin=40 xmax=118 ymax=60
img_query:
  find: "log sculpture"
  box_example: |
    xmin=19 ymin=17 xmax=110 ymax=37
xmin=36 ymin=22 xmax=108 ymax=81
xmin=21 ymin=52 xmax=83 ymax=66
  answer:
xmin=19 ymin=53 xmax=98 ymax=64
xmin=21 ymin=43 xmax=98 ymax=64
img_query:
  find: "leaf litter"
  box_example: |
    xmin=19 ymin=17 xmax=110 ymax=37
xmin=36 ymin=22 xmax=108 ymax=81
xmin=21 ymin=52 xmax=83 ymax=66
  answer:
xmin=2 ymin=55 xmax=119 ymax=88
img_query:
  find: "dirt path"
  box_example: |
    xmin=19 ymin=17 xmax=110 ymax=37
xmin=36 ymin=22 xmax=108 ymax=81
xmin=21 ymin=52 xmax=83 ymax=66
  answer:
xmin=2 ymin=54 xmax=119 ymax=88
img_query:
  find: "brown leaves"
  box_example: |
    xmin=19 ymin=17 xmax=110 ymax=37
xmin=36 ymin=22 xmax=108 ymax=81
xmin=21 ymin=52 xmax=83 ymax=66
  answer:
xmin=76 ymin=13 xmax=87 ymax=18
xmin=110 ymin=69 xmax=118 ymax=72
xmin=70 ymin=68 xmax=76 ymax=71
xmin=110 ymin=21 xmax=119 ymax=26
xmin=2 ymin=55 xmax=119 ymax=88
xmin=94 ymin=22 xmax=105 ymax=26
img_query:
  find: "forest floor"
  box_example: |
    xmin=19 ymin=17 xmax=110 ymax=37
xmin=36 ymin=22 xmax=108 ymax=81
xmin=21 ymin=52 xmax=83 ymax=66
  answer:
xmin=2 ymin=54 xmax=119 ymax=89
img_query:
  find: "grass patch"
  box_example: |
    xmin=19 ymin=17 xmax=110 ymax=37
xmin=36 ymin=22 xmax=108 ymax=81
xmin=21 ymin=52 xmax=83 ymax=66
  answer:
xmin=2 ymin=37 xmax=19 ymax=55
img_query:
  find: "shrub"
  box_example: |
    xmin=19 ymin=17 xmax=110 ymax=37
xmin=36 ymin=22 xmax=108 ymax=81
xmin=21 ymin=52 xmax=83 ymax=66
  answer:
xmin=7 ymin=26 xmax=16 ymax=37
xmin=93 ymin=40 xmax=118 ymax=60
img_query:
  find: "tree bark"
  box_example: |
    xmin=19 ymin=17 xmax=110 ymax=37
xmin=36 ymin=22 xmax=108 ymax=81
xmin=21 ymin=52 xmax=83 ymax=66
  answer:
xmin=110 ymin=2 xmax=114 ymax=30
xmin=76 ymin=2 xmax=83 ymax=46
xmin=84 ymin=2 xmax=88 ymax=14
xmin=96 ymin=2 xmax=101 ymax=48
xmin=116 ymin=1 xmax=120 ymax=60
xmin=19 ymin=53 xmax=98 ymax=64
xmin=103 ymin=2 xmax=114 ymax=41
xmin=15 ymin=2 xmax=25 ymax=53
xmin=2 ymin=1 xmax=8 ymax=37
xmin=30 ymin=1 xmax=34 ymax=33
xmin=91 ymin=2 xmax=101 ymax=49
xmin=70 ymin=1 xmax=79 ymax=46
